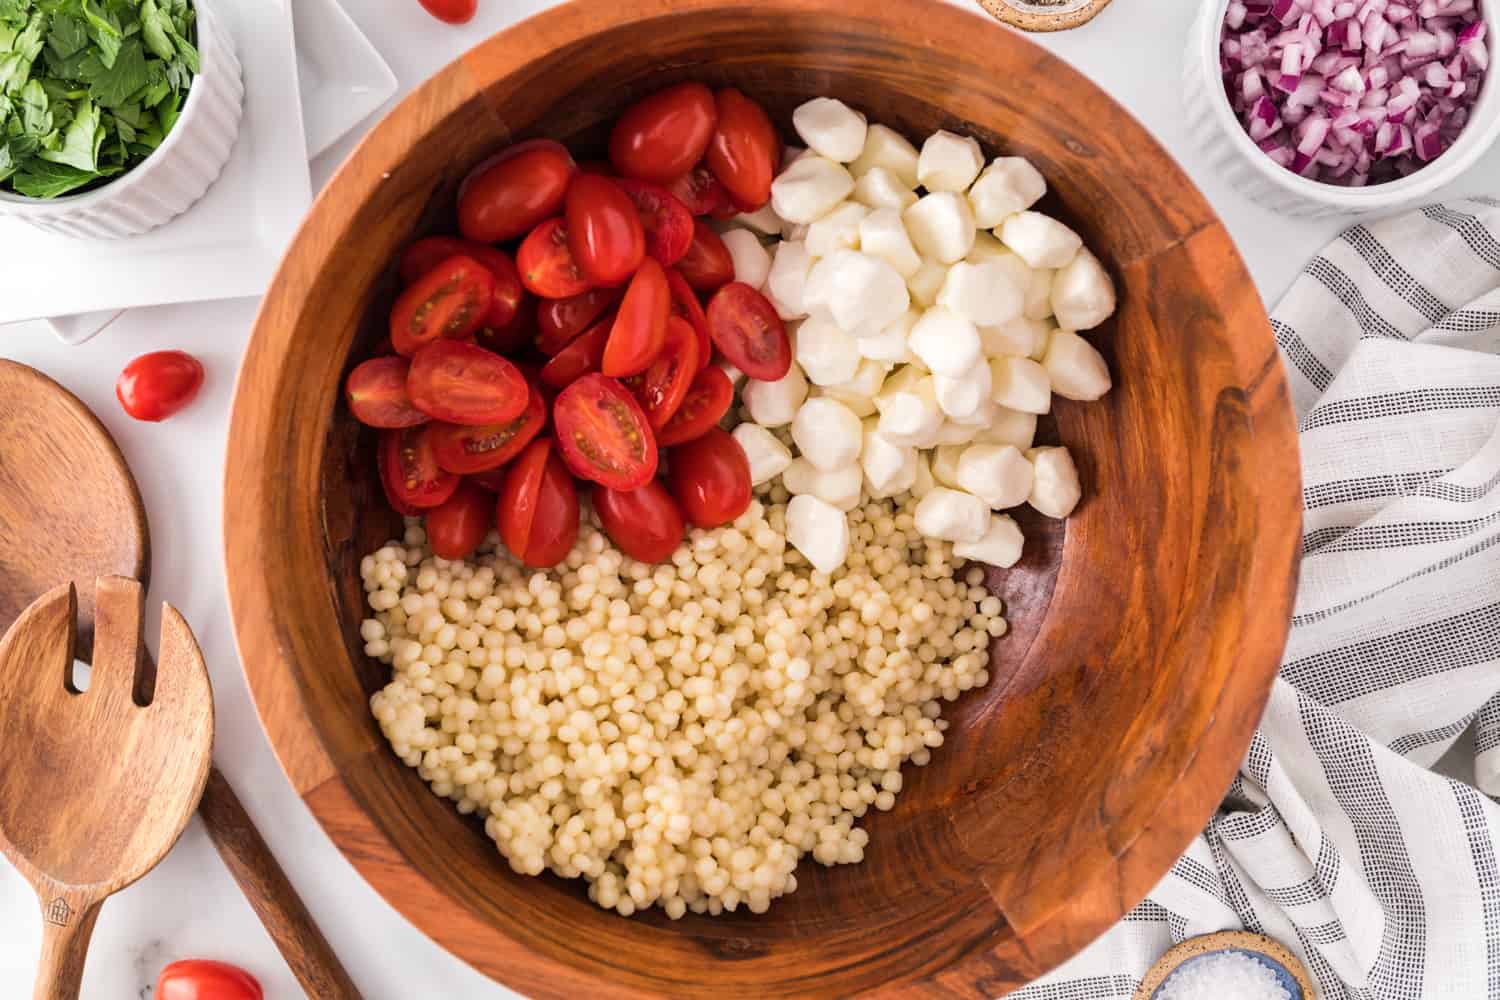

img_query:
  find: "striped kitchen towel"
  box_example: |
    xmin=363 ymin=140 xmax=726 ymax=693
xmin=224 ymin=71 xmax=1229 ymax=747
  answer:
xmin=1011 ymin=197 xmax=1500 ymax=1000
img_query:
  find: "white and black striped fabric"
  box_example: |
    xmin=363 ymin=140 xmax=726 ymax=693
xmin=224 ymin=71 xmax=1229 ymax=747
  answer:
xmin=1010 ymin=198 xmax=1500 ymax=1000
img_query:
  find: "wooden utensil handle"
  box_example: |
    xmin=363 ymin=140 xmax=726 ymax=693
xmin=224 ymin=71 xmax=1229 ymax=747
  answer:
xmin=198 ymin=767 xmax=363 ymax=1000
xmin=32 ymin=885 xmax=103 ymax=1000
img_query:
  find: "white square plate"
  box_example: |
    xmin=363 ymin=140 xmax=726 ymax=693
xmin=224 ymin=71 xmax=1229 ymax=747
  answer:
xmin=295 ymin=0 xmax=398 ymax=158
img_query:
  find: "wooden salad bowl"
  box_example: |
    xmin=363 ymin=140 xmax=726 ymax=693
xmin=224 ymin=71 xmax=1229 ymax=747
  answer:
xmin=223 ymin=1 xmax=1301 ymax=996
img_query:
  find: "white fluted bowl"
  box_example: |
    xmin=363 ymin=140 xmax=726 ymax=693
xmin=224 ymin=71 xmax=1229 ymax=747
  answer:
xmin=0 ymin=0 xmax=243 ymax=239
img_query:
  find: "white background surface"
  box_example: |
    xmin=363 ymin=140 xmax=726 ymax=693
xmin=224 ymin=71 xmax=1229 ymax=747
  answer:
xmin=1 ymin=1 xmax=1497 ymax=997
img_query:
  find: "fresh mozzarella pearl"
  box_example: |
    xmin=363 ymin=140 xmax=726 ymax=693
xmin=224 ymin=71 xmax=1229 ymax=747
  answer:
xmin=792 ymin=396 xmax=863 ymax=471
xmin=743 ymin=363 xmax=808 ymax=427
xmin=979 ymin=316 xmax=1049 ymax=358
xmin=972 ymin=406 xmax=1037 ymax=450
xmin=858 ymin=208 xmax=922 ymax=278
xmin=859 ymin=309 xmax=917 ymax=366
xmin=967 ymin=157 xmax=1047 ymax=228
xmin=734 ymin=204 xmax=784 ymax=236
xmin=771 ymin=155 xmax=856 ymax=225
xmin=819 ymin=360 xmax=887 ymax=418
xmin=795 ymin=317 xmax=862 ymax=386
xmin=785 ymin=493 xmax=850 ymax=574
xmin=988 ymin=356 xmax=1051 ymax=415
xmin=765 ymin=240 xmax=813 ymax=320
xmin=930 ymin=444 xmax=964 ymax=488
xmin=950 ymin=395 xmax=998 ymax=428
xmin=933 ymin=361 xmax=992 ymax=421
xmin=906 ymin=258 xmax=948 ymax=308
xmin=911 ymin=450 xmax=936 ymax=498
xmin=966 ymin=231 xmax=1011 ymax=263
xmin=998 ymin=211 xmax=1082 ymax=270
xmin=731 ymin=423 xmax=793 ymax=485
xmin=875 ymin=374 xmax=944 ymax=447
xmin=782 ymin=457 xmax=863 ymax=511
xmin=848 ymin=124 xmax=920 ymax=186
xmin=913 ymin=487 xmax=989 ymax=543
xmin=1051 ymin=248 xmax=1117 ymax=331
xmin=936 ymin=260 xmax=1024 ymax=327
xmin=932 ymin=420 xmax=983 ymax=445
xmin=852 ymin=167 xmax=918 ymax=211
xmin=804 ymin=201 xmax=869 ymax=259
xmin=1028 ymin=446 xmax=1082 ymax=518
xmin=903 ymin=192 xmax=976 ymax=264
xmin=956 ymin=444 xmax=1033 ymax=509
xmin=804 ymin=251 xmax=910 ymax=338
xmin=1023 ymin=268 xmax=1055 ymax=321
xmin=917 ymin=130 xmax=985 ymax=192
xmin=908 ymin=307 xmax=982 ymax=377
xmin=1042 ymin=329 xmax=1112 ymax=401
xmin=718 ymin=360 xmax=745 ymax=386
xmin=860 ymin=422 xmax=918 ymax=498
xmin=722 ymin=228 xmax=772 ymax=289
xmin=954 ymin=514 xmax=1025 ymax=568
xmin=792 ymin=97 xmax=868 ymax=163
xmin=781 ymin=221 xmax=810 ymax=242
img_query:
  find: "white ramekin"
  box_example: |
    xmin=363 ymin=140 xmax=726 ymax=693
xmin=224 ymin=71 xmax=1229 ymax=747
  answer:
xmin=1184 ymin=0 xmax=1500 ymax=217
xmin=0 ymin=0 xmax=244 ymax=239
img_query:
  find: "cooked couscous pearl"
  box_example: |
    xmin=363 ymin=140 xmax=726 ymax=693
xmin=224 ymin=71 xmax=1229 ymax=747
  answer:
xmin=361 ymin=483 xmax=1002 ymax=918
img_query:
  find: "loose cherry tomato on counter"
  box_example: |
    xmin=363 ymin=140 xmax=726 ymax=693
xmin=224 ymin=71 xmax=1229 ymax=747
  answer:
xmin=565 ymin=175 xmax=645 ymax=286
xmin=155 ymin=959 xmax=262 ymax=1000
xmin=602 ymin=257 xmax=670 ymax=378
xmin=705 ymin=88 xmax=779 ymax=211
xmin=593 ymin=480 xmax=686 ymax=563
xmin=345 ymin=356 xmax=428 ymax=429
xmin=517 ymin=218 xmax=595 ymax=299
xmin=389 ymin=255 xmax=495 ymax=356
xmin=425 ymin=482 xmax=492 ymax=560
xmin=429 ymin=382 xmax=547 ymax=474
xmin=416 ymin=0 xmax=476 ymax=24
xmin=655 ymin=364 xmax=733 ymax=447
xmin=608 ymin=82 xmax=718 ymax=183
xmin=706 ymin=281 xmax=792 ymax=381
xmin=459 ymin=140 xmax=577 ymax=243
xmin=666 ymin=267 xmax=713 ymax=372
xmin=552 ymin=373 xmax=658 ymax=490
xmin=623 ymin=315 xmax=699 ymax=430
xmin=540 ymin=314 xmax=614 ymax=389
xmin=498 ymin=438 xmax=580 ymax=567
xmin=407 ymin=340 xmax=530 ymax=425
xmin=612 ymin=179 xmax=693 ymax=268
xmin=667 ymin=165 xmax=732 ymax=217
xmin=467 ymin=467 xmax=508 ymax=492
xmin=667 ymin=427 xmax=752 ymax=528
xmin=675 ymin=220 xmax=735 ymax=293
xmin=380 ymin=426 xmax=459 ymax=512
xmin=536 ymin=286 xmax=622 ymax=356
xmin=116 ymin=350 xmax=204 ymax=422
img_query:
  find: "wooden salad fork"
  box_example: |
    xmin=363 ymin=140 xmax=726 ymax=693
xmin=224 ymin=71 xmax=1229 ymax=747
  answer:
xmin=0 ymin=577 xmax=213 ymax=1000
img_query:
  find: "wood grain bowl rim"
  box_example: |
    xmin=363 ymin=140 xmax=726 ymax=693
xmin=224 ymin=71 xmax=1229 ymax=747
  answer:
xmin=222 ymin=0 xmax=1302 ymax=995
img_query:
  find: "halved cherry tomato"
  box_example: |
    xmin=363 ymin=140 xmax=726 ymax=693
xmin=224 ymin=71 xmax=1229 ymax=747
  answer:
xmin=417 ymin=0 xmax=476 ymax=24
xmin=425 ymin=482 xmax=492 ymax=560
xmin=379 ymin=425 xmax=459 ymax=512
xmin=116 ymin=350 xmax=204 ymax=422
xmin=156 ymin=959 xmax=262 ymax=1000
xmin=407 ymin=340 xmax=529 ymax=425
xmin=477 ymin=289 xmax=536 ymax=355
xmin=608 ymin=82 xmax=718 ymax=183
xmin=459 ymin=140 xmax=577 ymax=243
xmin=706 ymin=281 xmax=792 ymax=381
xmin=540 ymin=314 xmax=613 ymax=389
xmin=346 ymin=356 xmax=428 ymax=428
xmin=668 ymin=165 xmax=732 ymax=217
xmin=612 ymin=179 xmax=693 ymax=267
xmin=390 ymin=256 xmax=495 ymax=356
xmin=399 ymin=236 xmax=471 ymax=283
xmin=518 ymin=218 xmax=594 ymax=299
xmin=593 ymin=480 xmax=686 ymax=563
xmin=675 ymin=220 xmax=735 ymax=293
xmin=552 ymin=373 xmax=658 ymax=490
xmin=655 ymin=364 xmax=733 ymax=446
xmin=565 ymin=175 xmax=646 ymax=286
xmin=536 ymin=286 xmax=622 ymax=356
xmin=666 ymin=267 xmax=712 ymax=372
xmin=400 ymin=238 xmax=524 ymax=331
xmin=467 ymin=468 xmax=508 ymax=492
xmin=705 ymin=88 xmax=779 ymax=211
xmin=498 ymin=438 xmax=580 ymax=567
xmin=602 ymin=257 xmax=670 ymax=377
xmin=623 ymin=316 xmax=699 ymax=430
xmin=429 ymin=382 xmax=546 ymax=473
xmin=667 ymin=427 xmax=752 ymax=529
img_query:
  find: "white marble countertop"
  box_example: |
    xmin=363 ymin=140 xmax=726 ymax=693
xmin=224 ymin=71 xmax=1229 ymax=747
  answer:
xmin=2 ymin=1 xmax=1496 ymax=997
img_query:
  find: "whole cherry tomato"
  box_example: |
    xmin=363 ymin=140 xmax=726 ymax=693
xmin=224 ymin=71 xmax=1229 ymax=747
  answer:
xmin=417 ymin=0 xmax=476 ymax=24
xmin=622 ymin=315 xmax=699 ymax=430
xmin=406 ymin=340 xmax=530 ymax=425
xmin=655 ymin=364 xmax=733 ymax=447
xmin=389 ymin=255 xmax=495 ymax=356
xmin=706 ymin=281 xmax=792 ymax=381
xmin=497 ymin=438 xmax=580 ymax=567
xmin=345 ymin=356 xmax=428 ymax=428
xmin=536 ymin=286 xmax=621 ymax=356
xmin=552 ymin=373 xmax=658 ymax=490
xmin=667 ymin=165 xmax=732 ymax=217
xmin=467 ymin=467 xmax=508 ymax=492
xmin=675 ymin=220 xmax=734 ymax=293
xmin=602 ymin=257 xmax=670 ymax=378
xmin=379 ymin=426 xmax=459 ymax=512
xmin=116 ymin=350 xmax=204 ymax=422
xmin=704 ymin=88 xmax=779 ymax=211
xmin=565 ymin=175 xmax=646 ymax=286
xmin=476 ymin=288 xmax=536 ymax=356
xmin=666 ymin=267 xmax=712 ymax=371
xmin=155 ymin=960 xmax=262 ymax=1000
xmin=425 ymin=482 xmax=492 ymax=560
xmin=459 ymin=140 xmax=577 ymax=243
xmin=429 ymin=382 xmax=547 ymax=474
xmin=517 ymin=218 xmax=595 ymax=299
xmin=612 ymin=179 xmax=693 ymax=267
xmin=539 ymin=314 xmax=613 ymax=389
xmin=593 ymin=480 xmax=686 ymax=563
xmin=608 ymin=82 xmax=718 ymax=183
xmin=667 ymin=427 xmax=752 ymax=528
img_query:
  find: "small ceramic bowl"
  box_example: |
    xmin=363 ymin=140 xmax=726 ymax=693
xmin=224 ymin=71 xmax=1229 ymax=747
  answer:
xmin=0 ymin=0 xmax=243 ymax=239
xmin=1184 ymin=0 xmax=1500 ymax=217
